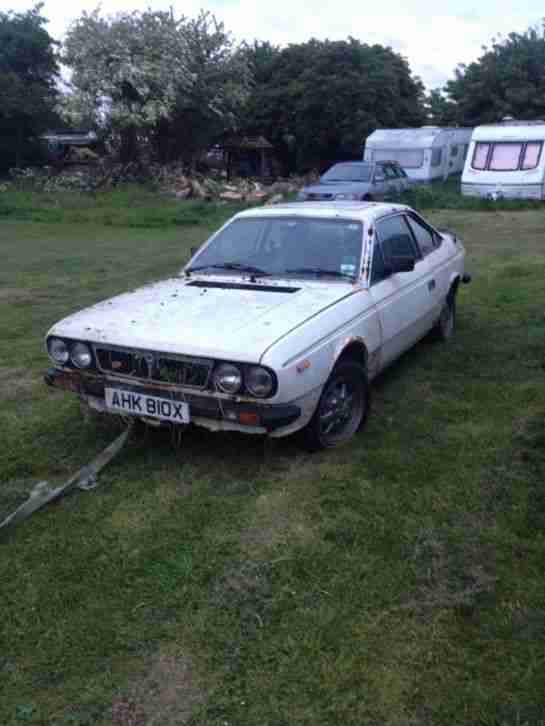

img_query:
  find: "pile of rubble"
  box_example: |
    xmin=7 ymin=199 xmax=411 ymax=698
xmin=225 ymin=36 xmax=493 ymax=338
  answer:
xmin=5 ymin=162 xmax=318 ymax=203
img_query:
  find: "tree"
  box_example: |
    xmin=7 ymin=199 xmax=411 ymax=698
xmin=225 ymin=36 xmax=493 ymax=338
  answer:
xmin=241 ymin=38 xmax=426 ymax=172
xmin=425 ymin=89 xmax=457 ymax=126
xmin=62 ymin=9 xmax=193 ymax=162
xmin=0 ymin=4 xmax=59 ymax=170
xmin=62 ymin=9 xmax=251 ymax=164
xmin=445 ymin=28 xmax=545 ymax=126
xmin=153 ymin=13 xmax=251 ymax=164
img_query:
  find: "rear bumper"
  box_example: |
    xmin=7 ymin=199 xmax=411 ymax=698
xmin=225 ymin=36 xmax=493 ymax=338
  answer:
xmin=461 ymin=182 xmax=543 ymax=200
xmin=44 ymin=367 xmax=301 ymax=433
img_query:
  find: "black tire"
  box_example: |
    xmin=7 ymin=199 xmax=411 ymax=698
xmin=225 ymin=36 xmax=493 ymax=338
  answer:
xmin=362 ymin=194 xmax=373 ymax=201
xmin=433 ymin=289 xmax=456 ymax=341
xmin=303 ymin=361 xmax=369 ymax=451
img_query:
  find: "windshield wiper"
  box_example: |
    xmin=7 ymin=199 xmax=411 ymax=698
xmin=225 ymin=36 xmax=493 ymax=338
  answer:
xmin=186 ymin=262 xmax=270 ymax=276
xmin=283 ymin=267 xmax=355 ymax=280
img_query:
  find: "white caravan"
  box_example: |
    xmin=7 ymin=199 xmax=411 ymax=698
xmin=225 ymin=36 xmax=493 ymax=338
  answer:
xmin=461 ymin=121 xmax=545 ymax=200
xmin=364 ymin=127 xmax=473 ymax=183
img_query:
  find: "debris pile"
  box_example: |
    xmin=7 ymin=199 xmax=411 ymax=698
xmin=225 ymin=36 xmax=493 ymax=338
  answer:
xmin=4 ymin=163 xmax=318 ymax=203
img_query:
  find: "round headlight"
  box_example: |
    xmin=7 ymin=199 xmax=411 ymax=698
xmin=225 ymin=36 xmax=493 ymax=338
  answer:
xmin=49 ymin=337 xmax=69 ymax=364
xmin=213 ymin=363 xmax=242 ymax=394
xmin=245 ymin=366 xmax=274 ymax=398
xmin=71 ymin=342 xmax=92 ymax=368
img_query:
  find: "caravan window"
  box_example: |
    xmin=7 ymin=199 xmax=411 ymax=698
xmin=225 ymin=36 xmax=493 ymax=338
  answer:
xmin=472 ymin=141 xmax=543 ymax=171
xmin=472 ymin=143 xmax=490 ymax=169
xmin=431 ymin=148 xmax=442 ymax=167
xmin=374 ymin=149 xmax=424 ymax=168
xmin=522 ymin=142 xmax=542 ymax=170
xmin=489 ymin=143 xmax=523 ymax=171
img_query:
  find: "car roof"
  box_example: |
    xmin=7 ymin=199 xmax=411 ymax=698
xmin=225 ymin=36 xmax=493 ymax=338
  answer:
xmin=234 ymin=201 xmax=412 ymax=224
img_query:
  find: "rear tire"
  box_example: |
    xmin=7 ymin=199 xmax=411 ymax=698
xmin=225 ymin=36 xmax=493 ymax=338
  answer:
xmin=303 ymin=361 xmax=369 ymax=451
xmin=433 ymin=289 xmax=456 ymax=341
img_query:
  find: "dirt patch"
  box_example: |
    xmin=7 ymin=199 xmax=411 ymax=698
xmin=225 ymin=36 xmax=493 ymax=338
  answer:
xmin=0 ymin=287 xmax=50 ymax=305
xmin=239 ymin=455 xmax=319 ymax=557
xmin=115 ymin=647 xmax=209 ymax=726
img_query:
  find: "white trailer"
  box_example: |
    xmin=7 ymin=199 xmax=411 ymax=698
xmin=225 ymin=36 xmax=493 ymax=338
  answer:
xmin=461 ymin=121 xmax=545 ymax=200
xmin=363 ymin=127 xmax=473 ymax=183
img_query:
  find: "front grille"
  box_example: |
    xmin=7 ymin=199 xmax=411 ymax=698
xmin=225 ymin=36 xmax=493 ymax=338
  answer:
xmin=307 ymin=193 xmax=333 ymax=201
xmin=94 ymin=346 xmax=213 ymax=389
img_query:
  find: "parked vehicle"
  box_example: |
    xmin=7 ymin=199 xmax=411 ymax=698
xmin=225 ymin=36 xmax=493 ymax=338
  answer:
xmin=364 ymin=127 xmax=473 ymax=183
xmin=296 ymin=161 xmax=409 ymax=202
xmin=461 ymin=120 xmax=545 ymax=200
xmin=44 ymin=202 xmax=469 ymax=450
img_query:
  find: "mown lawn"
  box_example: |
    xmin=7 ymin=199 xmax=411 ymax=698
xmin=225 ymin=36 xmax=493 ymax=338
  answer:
xmin=1 ymin=193 xmax=545 ymax=726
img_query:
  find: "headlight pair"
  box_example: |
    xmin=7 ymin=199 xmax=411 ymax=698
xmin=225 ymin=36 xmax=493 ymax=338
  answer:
xmin=213 ymin=362 xmax=274 ymax=398
xmin=48 ymin=338 xmax=93 ymax=369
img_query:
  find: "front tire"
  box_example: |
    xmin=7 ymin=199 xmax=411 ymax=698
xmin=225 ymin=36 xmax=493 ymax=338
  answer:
xmin=303 ymin=361 xmax=369 ymax=451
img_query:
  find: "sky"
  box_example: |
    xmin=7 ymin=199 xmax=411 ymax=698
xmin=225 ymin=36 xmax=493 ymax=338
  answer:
xmin=6 ymin=0 xmax=545 ymax=88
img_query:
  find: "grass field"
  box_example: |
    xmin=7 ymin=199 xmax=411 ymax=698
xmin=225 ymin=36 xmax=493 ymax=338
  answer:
xmin=1 ymin=190 xmax=545 ymax=725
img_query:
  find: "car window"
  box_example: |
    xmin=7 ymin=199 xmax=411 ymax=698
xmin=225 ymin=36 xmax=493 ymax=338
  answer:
xmin=395 ymin=165 xmax=408 ymax=178
xmin=405 ymin=214 xmax=436 ymax=256
xmin=372 ymin=215 xmax=419 ymax=284
xmin=383 ymin=165 xmax=398 ymax=180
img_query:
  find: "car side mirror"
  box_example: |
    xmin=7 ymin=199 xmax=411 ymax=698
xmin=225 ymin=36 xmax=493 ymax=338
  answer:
xmin=387 ymin=256 xmax=416 ymax=274
xmin=374 ymin=174 xmax=385 ymax=182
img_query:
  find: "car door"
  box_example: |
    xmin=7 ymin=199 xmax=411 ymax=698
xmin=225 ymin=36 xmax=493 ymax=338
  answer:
xmin=371 ymin=164 xmax=389 ymax=200
xmin=382 ymin=164 xmax=399 ymax=197
xmin=404 ymin=212 xmax=449 ymax=324
xmin=369 ymin=214 xmax=436 ymax=367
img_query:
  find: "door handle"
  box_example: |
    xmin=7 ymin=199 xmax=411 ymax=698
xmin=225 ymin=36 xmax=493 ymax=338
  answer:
xmin=428 ymin=279 xmax=436 ymax=291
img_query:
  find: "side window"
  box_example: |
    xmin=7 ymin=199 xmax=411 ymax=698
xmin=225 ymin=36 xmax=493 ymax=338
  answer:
xmin=371 ymin=215 xmax=419 ymax=284
xmin=431 ymin=148 xmax=443 ymax=167
xmin=396 ymin=165 xmax=408 ymax=178
xmin=383 ymin=164 xmax=397 ymax=179
xmin=406 ymin=214 xmax=436 ymax=256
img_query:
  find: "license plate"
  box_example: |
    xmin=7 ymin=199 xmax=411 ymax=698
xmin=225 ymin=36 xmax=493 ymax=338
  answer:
xmin=105 ymin=388 xmax=190 ymax=423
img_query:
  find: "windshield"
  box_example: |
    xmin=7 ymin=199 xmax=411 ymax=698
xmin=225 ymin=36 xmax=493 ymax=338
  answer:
xmin=321 ymin=163 xmax=372 ymax=183
xmin=187 ymin=217 xmax=363 ymax=279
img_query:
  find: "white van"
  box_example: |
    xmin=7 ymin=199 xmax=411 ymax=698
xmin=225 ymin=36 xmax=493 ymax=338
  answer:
xmin=363 ymin=127 xmax=473 ymax=183
xmin=461 ymin=121 xmax=545 ymax=200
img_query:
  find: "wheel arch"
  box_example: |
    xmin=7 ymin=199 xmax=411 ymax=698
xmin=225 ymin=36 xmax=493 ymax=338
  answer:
xmin=331 ymin=337 xmax=369 ymax=375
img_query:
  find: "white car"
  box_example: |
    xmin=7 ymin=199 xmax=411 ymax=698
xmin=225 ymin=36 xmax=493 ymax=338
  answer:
xmin=44 ymin=202 xmax=470 ymax=450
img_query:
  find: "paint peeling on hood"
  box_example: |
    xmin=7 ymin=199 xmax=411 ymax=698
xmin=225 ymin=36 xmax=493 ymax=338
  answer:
xmin=48 ymin=276 xmax=361 ymax=363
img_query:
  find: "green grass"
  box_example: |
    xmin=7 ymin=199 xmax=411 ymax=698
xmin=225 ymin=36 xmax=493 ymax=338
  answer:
xmin=1 ymin=196 xmax=545 ymax=725
xmin=401 ymin=176 xmax=545 ymax=211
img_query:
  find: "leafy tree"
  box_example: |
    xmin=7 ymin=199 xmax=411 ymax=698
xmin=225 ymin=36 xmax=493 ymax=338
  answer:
xmin=0 ymin=4 xmax=59 ymax=170
xmin=242 ymin=38 xmax=426 ymax=172
xmin=445 ymin=29 xmax=545 ymax=126
xmin=153 ymin=13 xmax=251 ymax=164
xmin=62 ymin=9 xmax=250 ymax=163
xmin=425 ymin=89 xmax=458 ymax=126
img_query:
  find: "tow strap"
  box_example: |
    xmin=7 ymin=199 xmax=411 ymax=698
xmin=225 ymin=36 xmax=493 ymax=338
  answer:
xmin=0 ymin=423 xmax=133 ymax=533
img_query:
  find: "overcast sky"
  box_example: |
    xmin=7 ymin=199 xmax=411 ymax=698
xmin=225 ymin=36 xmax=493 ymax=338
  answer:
xmin=6 ymin=0 xmax=544 ymax=88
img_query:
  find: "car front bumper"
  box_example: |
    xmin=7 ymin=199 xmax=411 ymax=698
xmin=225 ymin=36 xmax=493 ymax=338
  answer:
xmin=44 ymin=367 xmax=304 ymax=435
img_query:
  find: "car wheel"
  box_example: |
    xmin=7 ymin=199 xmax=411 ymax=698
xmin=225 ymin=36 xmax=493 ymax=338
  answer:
xmin=303 ymin=361 xmax=369 ymax=451
xmin=362 ymin=194 xmax=373 ymax=201
xmin=433 ymin=290 xmax=456 ymax=341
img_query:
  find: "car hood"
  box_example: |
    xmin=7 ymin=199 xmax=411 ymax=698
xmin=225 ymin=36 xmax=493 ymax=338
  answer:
xmin=302 ymin=182 xmax=372 ymax=196
xmin=48 ymin=276 xmax=360 ymax=363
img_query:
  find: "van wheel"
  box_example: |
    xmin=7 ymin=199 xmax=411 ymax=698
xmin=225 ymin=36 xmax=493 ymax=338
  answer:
xmin=303 ymin=361 xmax=369 ymax=451
xmin=433 ymin=290 xmax=456 ymax=341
